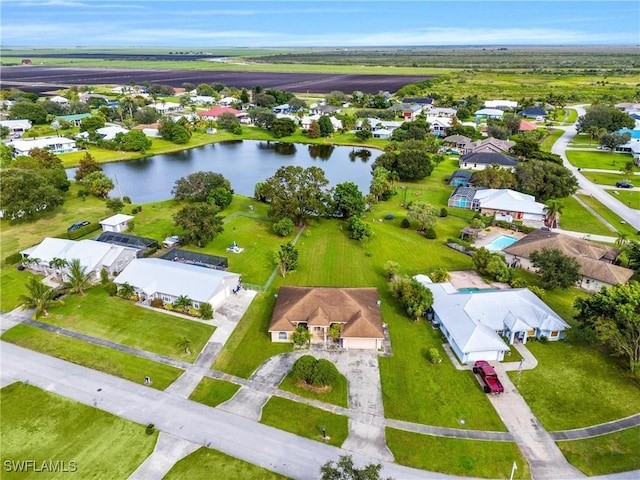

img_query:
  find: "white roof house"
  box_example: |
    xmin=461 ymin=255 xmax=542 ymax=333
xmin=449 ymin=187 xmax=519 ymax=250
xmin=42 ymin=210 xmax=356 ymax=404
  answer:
xmin=484 ymin=100 xmax=518 ymax=110
xmin=20 ymin=237 xmax=137 ymax=280
xmin=415 ymin=280 xmax=569 ymax=364
xmin=8 ymin=136 xmax=77 ymax=156
xmin=48 ymin=95 xmax=69 ymax=105
xmin=99 ymin=214 xmax=134 ymax=233
xmin=474 ymin=108 xmax=504 ymax=119
xmin=97 ymin=126 xmax=129 ymax=141
xmin=149 ymin=102 xmax=183 ymax=114
xmin=473 ymin=189 xmax=545 ymax=222
xmin=114 ymin=258 xmax=241 ymax=308
xmin=0 ymin=119 xmax=32 ymax=134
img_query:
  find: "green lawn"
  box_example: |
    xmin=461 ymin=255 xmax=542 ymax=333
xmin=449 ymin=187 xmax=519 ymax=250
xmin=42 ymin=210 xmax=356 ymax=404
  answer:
xmin=608 ymin=189 xmax=640 ymax=210
xmin=566 ymin=150 xmax=637 ymax=171
xmin=189 ymin=377 xmax=240 ymax=407
xmin=279 ymin=365 xmax=349 ymax=408
xmin=539 ymin=129 xmax=564 ymax=152
xmin=1 ymin=382 xmax=157 ymax=480
xmin=163 ymin=447 xmax=288 ymax=480
xmin=556 ymin=426 xmax=640 ymax=476
xmin=507 ymin=341 xmax=640 ymax=431
xmin=584 ymin=171 xmax=633 ymax=186
xmin=39 ymin=287 xmax=215 ymax=363
xmin=576 ymin=194 xmax=639 ymax=238
xmin=260 ymin=397 xmax=348 ymax=448
xmin=2 ymin=324 xmax=183 ymax=390
xmin=558 ymin=195 xmax=617 ymax=236
xmin=565 ymin=108 xmax=578 ymax=124
xmin=568 ymin=134 xmax=599 ymax=148
xmin=0 ymin=268 xmax=38 ymax=311
xmin=386 ymin=428 xmax=531 ymax=479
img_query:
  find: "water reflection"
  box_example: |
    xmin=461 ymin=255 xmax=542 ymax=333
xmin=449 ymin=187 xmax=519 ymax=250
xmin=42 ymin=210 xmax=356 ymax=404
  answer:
xmin=308 ymin=144 xmax=334 ymax=161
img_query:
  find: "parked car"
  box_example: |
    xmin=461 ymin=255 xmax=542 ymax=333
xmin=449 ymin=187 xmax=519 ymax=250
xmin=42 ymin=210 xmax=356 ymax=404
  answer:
xmin=67 ymin=221 xmax=90 ymax=232
xmin=615 ymin=181 xmax=634 ymax=189
xmin=473 ymin=360 xmax=504 ymax=394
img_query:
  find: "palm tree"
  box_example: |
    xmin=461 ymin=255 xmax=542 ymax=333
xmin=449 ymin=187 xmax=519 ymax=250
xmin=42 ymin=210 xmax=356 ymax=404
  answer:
xmin=65 ymin=259 xmax=93 ymax=296
xmin=176 ymin=337 xmax=192 ymax=355
xmin=173 ymin=295 xmax=192 ymax=313
xmin=616 ymin=231 xmax=629 ymax=247
xmin=544 ymin=199 xmax=564 ymax=229
xmin=19 ymin=277 xmax=61 ymax=318
xmin=48 ymin=257 xmax=68 ymax=281
xmin=118 ymin=282 xmax=136 ymax=299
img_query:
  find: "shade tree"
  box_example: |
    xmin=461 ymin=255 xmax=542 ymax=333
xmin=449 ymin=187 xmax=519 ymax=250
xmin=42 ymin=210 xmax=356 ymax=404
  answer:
xmin=173 ymin=203 xmax=224 ymax=248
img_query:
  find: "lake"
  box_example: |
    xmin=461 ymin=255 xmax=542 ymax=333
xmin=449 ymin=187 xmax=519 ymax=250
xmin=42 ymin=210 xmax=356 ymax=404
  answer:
xmin=67 ymin=141 xmax=378 ymax=203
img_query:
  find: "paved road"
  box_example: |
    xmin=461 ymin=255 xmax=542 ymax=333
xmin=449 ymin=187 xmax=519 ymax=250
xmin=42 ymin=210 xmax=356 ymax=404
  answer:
xmin=552 ymin=105 xmax=640 ymax=231
xmin=0 ymin=342 xmax=461 ymax=480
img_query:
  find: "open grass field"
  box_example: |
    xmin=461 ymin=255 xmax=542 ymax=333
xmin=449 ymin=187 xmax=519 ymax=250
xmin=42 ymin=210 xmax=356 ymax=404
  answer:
xmin=0 ymin=382 xmax=157 ymax=480
xmin=1 ymin=324 xmax=183 ymax=389
xmin=507 ymin=341 xmax=640 ymax=431
xmin=189 ymin=377 xmax=241 ymax=408
xmin=556 ymin=426 xmax=640 ymax=476
xmin=566 ymin=150 xmax=638 ymax=171
xmin=386 ymin=428 xmax=530 ymax=479
xmin=576 ymin=194 xmax=640 ymax=238
xmin=37 ymin=287 xmax=215 ymax=362
xmin=279 ymin=366 xmax=348 ymax=408
xmin=163 ymin=447 xmax=288 ymax=480
xmin=260 ymin=396 xmax=349 ymax=448
xmin=607 ymin=189 xmax=640 ymax=210
xmin=558 ymin=195 xmax=617 ymax=236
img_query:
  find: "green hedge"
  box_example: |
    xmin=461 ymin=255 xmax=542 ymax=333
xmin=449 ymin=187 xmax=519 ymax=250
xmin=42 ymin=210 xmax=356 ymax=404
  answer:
xmin=4 ymin=252 xmax=23 ymax=265
xmin=62 ymin=222 xmax=101 ymax=240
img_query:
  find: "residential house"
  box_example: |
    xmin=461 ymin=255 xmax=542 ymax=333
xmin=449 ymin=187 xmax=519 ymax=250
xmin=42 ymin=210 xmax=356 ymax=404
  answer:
xmin=149 ymin=102 xmax=183 ymax=115
xmin=425 ymin=106 xmax=457 ymax=117
xmin=20 ymin=237 xmax=137 ymax=280
xmin=79 ymin=93 xmax=109 ymax=103
xmin=474 ymin=108 xmax=504 ymax=120
xmin=218 ymin=96 xmax=238 ymax=107
xmin=415 ymin=279 xmax=569 ymax=363
xmin=310 ymin=105 xmax=341 ymax=115
xmin=615 ymin=102 xmax=640 ymax=112
xmin=459 ymin=152 xmax=518 ymax=170
xmin=0 ymin=119 xmax=32 ymax=136
xmin=133 ymin=123 xmax=161 ymax=137
xmin=48 ymin=95 xmax=69 ymax=105
xmin=388 ymin=103 xmax=423 ymax=120
xmin=8 ymin=136 xmax=77 ymax=156
xmin=97 ymin=126 xmax=129 ymax=141
xmin=268 ymin=286 xmax=384 ymax=350
xmin=519 ymin=107 xmax=548 ymax=119
xmin=461 ymin=137 xmax=516 ymax=155
xmin=355 ymin=118 xmax=403 ymax=132
xmin=99 ymin=214 xmax=134 ymax=233
xmin=55 ymin=113 xmax=92 ymax=127
xmin=503 ymin=230 xmax=634 ymax=292
xmin=272 ymin=104 xmax=292 ymax=114
xmin=190 ymin=95 xmax=217 ymax=105
xmin=484 ymin=100 xmax=518 ymax=110
xmin=114 ymin=258 xmax=241 ymax=309
xmin=372 ymin=128 xmax=392 ymax=139
xmin=443 ymin=135 xmax=471 ymax=151
xmin=448 ymin=187 xmax=545 ymax=224
xmin=198 ymin=107 xmax=241 ymax=121
xmin=426 ymin=117 xmax=452 ymax=137
xmin=518 ymin=120 xmax=538 ymax=132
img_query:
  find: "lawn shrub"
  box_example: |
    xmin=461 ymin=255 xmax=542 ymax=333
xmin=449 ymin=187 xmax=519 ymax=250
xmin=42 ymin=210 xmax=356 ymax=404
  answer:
xmin=313 ymin=359 xmax=339 ymax=386
xmin=529 ymin=285 xmax=546 ymax=299
xmin=65 ymin=222 xmax=101 ymax=240
xmin=4 ymin=252 xmax=22 ymax=265
xmin=509 ymin=277 xmax=528 ymax=288
xmin=150 ymin=297 xmax=163 ymax=308
xmin=145 ymin=423 xmax=155 ymax=435
xmin=290 ymin=356 xmax=340 ymax=387
xmin=199 ymin=303 xmax=213 ymax=320
xmin=273 ymin=217 xmax=295 ymax=237
xmin=425 ymin=227 xmax=437 ymax=239
xmin=538 ymin=335 xmax=548 ymax=344
xmin=104 ymin=281 xmax=118 ymax=296
xmin=427 ymin=347 xmax=442 ymax=364
xmin=440 ymin=207 xmax=448 ymax=217
xmin=400 ymin=217 xmax=410 ymax=228
xmin=291 ymin=355 xmax=317 ymax=384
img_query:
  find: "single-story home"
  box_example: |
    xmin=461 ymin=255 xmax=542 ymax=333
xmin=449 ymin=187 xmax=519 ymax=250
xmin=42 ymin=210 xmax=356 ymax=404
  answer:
xmin=268 ymin=286 xmax=384 ymax=350
xmin=55 ymin=113 xmax=92 ymax=127
xmin=388 ymin=103 xmax=423 ymax=120
xmin=484 ymin=100 xmax=518 ymax=110
xmin=615 ymin=102 xmax=640 ymax=112
xmin=459 ymin=152 xmax=518 ymax=171
xmin=8 ymin=136 xmax=77 ymax=156
xmin=97 ymin=126 xmax=129 ymax=141
xmin=79 ymin=93 xmax=109 ymax=103
xmin=519 ymin=107 xmax=548 ymax=118
xmin=372 ymin=128 xmax=392 ymax=139
xmin=48 ymin=95 xmax=69 ymax=105
xmin=198 ymin=107 xmax=241 ymax=121
xmin=474 ymin=108 xmax=504 ymax=120
xmin=448 ymin=188 xmax=545 ymax=223
xmin=518 ymin=120 xmax=538 ymax=132
xmin=20 ymin=237 xmax=137 ymax=280
xmin=114 ymin=258 xmax=241 ymax=309
xmin=426 ymin=107 xmax=457 ymax=117
xmin=99 ymin=214 xmax=134 ymax=233
xmin=415 ymin=279 xmax=569 ymax=364
xmin=461 ymin=137 xmax=515 ymax=155
xmin=615 ymin=139 xmax=640 ymax=164
xmin=218 ymin=96 xmax=239 ymax=107
xmin=0 ymin=119 xmax=32 ymax=135
xmin=310 ymin=105 xmax=341 ymax=115
xmin=443 ymin=135 xmax=471 ymax=150
xmin=150 ymin=102 xmax=183 ymax=115
xmin=503 ymin=230 xmax=634 ymax=292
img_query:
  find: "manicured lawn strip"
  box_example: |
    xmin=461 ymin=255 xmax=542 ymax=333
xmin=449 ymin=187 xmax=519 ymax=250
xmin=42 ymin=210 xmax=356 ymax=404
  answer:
xmin=539 ymin=129 xmax=564 ymax=152
xmin=386 ymin=428 xmax=531 ymax=479
xmin=607 ymin=189 xmax=640 ymax=210
xmin=1 ymin=324 xmax=183 ymax=390
xmin=557 ymin=195 xmax=615 ymax=236
xmin=576 ymin=194 xmax=639 ymax=237
xmin=260 ymin=397 xmax=348 ymax=447
xmin=1 ymin=383 xmax=158 ymax=480
xmin=556 ymin=427 xmax=640 ymax=476
xmin=566 ymin=150 xmax=638 ymax=171
xmin=40 ymin=288 xmax=214 ymax=363
xmin=568 ymin=134 xmax=598 ymax=148
xmin=213 ymin=291 xmax=291 ymax=378
xmin=189 ymin=377 xmax=240 ymax=407
xmin=583 ymin=171 xmax=630 ymax=186
xmin=0 ymin=269 xmax=38 ymax=312
xmin=565 ymin=108 xmax=578 ymax=124
xmin=506 ymin=341 xmax=640 ymax=431
xmin=164 ymin=447 xmax=288 ymax=480
xmin=279 ymin=368 xmax=348 ymax=408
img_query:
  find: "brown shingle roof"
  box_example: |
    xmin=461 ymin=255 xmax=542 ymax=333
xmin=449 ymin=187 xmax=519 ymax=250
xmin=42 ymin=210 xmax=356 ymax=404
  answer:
xmin=504 ymin=230 xmax=632 ymax=285
xmin=269 ymin=286 xmax=384 ymax=339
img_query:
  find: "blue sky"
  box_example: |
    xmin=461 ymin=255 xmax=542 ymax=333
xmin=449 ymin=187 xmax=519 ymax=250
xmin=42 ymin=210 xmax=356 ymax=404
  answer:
xmin=2 ymin=1 xmax=639 ymax=47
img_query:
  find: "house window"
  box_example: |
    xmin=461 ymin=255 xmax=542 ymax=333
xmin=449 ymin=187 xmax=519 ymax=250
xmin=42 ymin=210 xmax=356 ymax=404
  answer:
xmin=162 ymin=295 xmax=171 ymax=303
xmin=496 ymin=330 xmax=504 ymax=336
xmin=527 ymin=329 xmax=535 ymax=336
xmin=278 ymin=332 xmax=287 ymax=340
xmin=192 ymin=301 xmax=200 ymax=309
xmin=550 ymin=331 xmax=559 ymax=337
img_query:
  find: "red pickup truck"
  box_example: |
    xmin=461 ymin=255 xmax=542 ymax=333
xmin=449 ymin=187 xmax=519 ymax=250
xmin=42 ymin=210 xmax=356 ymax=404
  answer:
xmin=473 ymin=360 xmax=504 ymax=394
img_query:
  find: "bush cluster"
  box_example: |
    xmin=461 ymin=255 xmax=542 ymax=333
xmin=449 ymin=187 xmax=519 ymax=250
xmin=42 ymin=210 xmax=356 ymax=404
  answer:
xmin=291 ymin=355 xmax=339 ymax=387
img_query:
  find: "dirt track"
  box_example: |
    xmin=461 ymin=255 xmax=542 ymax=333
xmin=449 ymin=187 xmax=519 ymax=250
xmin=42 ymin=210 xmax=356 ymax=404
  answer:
xmin=0 ymin=66 xmax=431 ymax=94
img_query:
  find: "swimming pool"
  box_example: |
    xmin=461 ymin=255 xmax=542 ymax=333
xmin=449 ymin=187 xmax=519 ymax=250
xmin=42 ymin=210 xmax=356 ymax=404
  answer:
xmin=485 ymin=234 xmax=518 ymax=251
xmin=458 ymin=287 xmax=499 ymax=293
